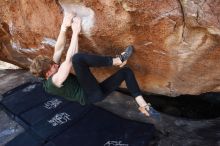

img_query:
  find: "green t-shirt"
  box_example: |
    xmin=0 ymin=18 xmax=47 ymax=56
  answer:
xmin=43 ymin=74 xmax=87 ymax=105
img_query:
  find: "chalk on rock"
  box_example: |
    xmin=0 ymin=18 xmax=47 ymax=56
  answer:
xmin=59 ymin=1 xmax=95 ymax=36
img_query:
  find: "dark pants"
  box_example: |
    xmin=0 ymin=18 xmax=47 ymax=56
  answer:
xmin=72 ymin=53 xmax=142 ymax=103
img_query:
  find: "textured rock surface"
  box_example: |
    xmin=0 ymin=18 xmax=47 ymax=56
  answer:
xmin=0 ymin=0 xmax=220 ymax=96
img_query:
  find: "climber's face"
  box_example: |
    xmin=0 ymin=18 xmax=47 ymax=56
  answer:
xmin=50 ymin=63 xmax=59 ymax=74
xmin=46 ymin=63 xmax=59 ymax=78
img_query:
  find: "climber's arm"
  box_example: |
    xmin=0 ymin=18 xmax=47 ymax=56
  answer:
xmin=53 ymin=31 xmax=67 ymax=64
xmin=53 ymin=12 xmax=74 ymax=64
xmin=52 ymin=17 xmax=81 ymax=87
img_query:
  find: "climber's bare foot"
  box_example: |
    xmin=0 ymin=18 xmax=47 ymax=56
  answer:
xmin=138 ymin=105 xmax=150 ymax=117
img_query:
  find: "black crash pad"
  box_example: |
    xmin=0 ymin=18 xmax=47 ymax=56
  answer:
xmin=5 ymin=131 xmax=43 ymax=146
xmin=1 ymin=82 xmax=49 ymax=116
xmin=2 ymin=82 xmax=156 ymax=146
xmin=20 ymin=96 xmax=70 ymax=126
xmin=31 ymin=102 xmax=92 ymax=140
xmin=45 ymin=106 xmax=155 ymax=146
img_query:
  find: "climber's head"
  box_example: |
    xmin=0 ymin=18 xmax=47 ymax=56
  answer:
xmin=30 ymin=55 xmax=58 ymax=79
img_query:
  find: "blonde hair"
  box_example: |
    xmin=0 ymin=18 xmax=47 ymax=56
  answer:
xmin=30 ymin=55 xmax=54 ymax=78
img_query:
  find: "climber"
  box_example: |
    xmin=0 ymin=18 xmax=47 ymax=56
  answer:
xmin=29 ymin=12 xmax=150 ymax=116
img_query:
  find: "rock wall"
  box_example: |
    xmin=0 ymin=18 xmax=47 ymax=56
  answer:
xmin=0 ymin=0 xmax=220 ymax=96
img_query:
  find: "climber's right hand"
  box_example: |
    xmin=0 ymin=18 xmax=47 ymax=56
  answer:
xmin=72 ymin=16 xmax=81 ymax=34
xmin=61 ymin=12 xmax=75 ymax=32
